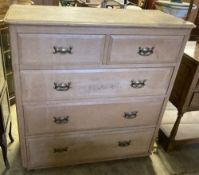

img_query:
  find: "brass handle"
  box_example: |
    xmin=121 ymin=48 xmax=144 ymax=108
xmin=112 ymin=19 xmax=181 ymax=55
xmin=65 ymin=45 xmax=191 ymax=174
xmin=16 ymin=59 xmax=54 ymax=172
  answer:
xmin=53 ymin=46 xmax=73 ymax=54
xmin=118 ymin=140 xmax=131 ymax=147
xmin=54 ymin=147 xmax=68 ymax=153
xmin=138 ymin=46 xmax=154 ymax=56
xmin=54 ymin=116 xmax=69 ymax=124
xmin=123 ymin=111 xmax=138 ymax=119
xmin=54 ymin=82 xmax=71 ymax=91
xmin=131 ymin=80 xmax=146 ymax=88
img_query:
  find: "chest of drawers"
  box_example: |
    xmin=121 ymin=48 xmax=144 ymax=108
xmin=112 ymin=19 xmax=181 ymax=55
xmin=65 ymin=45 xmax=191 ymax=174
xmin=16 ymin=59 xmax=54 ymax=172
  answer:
xmin=5 ymin=5 xmax=194 ymax=169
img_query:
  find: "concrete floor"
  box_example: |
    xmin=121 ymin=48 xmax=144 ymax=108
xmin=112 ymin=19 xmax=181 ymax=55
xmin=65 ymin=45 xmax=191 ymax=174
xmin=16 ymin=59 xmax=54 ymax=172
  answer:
xmin=1 ymin=104 xmax=199 ymax=175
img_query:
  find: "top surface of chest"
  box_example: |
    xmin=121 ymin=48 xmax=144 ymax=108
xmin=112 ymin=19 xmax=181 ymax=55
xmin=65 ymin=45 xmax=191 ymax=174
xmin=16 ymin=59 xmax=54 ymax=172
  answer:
xmin=4 ymin=4 xmax=194 ymax=29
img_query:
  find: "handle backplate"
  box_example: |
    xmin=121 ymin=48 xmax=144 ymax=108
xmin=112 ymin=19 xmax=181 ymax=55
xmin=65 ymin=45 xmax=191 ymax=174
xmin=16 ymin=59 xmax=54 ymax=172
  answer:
xmin=54 ymin=147 xmax=68 ymax=153
xmin=118 ymin=140 xmax=131 ymax=147
xmin=131 ymin=80 xmax=146 ymax=88
xmin=54 ymin=82 xmax=71 ymax=91
xmin=53 ymin=46 xmax=73 ymax=54
xmin=54 ymin=116 xmax=69 ymax=124
xmin=138 ymin=46 xmax=154 ymax=56
xmin=123 ymin=111 xmax=138 ymax=119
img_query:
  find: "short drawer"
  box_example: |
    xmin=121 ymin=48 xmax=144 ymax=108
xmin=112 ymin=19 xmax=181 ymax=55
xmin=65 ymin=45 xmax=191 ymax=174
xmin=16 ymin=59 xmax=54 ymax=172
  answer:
xmin=190 ymin=93 xmax=199 ymax=108
xmin=21 ymin=68 xmax=172 ymax=102
xmin=24 ymin=97 xmax=163 ymax=135
xmin=18 ymin=34 xmax=105 ymax=66
xmin=108 ymin=35 xmax=183 ymax=64
xmin=27 ymin=128 xmax=154 ymax=168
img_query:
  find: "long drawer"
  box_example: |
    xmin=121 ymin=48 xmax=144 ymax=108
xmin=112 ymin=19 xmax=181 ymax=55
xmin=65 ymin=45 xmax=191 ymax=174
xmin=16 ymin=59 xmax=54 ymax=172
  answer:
xmin=27 ymin=128 xmax=154 ymax=168
xmin=20 ymin=68 xmax=172 ymax=102
xmin=108 ymin=35 xmax=183 ymax=64
xmin=24 ymin=97 xmax=163 ymax=135
xmin=18 ymin=34 xmax=105 ymax=66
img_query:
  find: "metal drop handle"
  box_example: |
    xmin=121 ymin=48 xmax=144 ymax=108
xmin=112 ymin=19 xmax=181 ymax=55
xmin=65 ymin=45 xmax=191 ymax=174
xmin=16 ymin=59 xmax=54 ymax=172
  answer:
xmin=53 ymin=116 xmax=69 ymax=124
xmin=118 ymin=140 xmax=131 ymax=147
xmin=54 ymin=82 xmax=71 ymax=91
xmin=54 ymin=147 xmax=68 ymax=153
xmin=131 ymin=80 xmax=146 ymax=88
xmin=53 ymin=46 xmax=73 ymax=54
xmin=123 ymin=111 xmax=138 ymax=119
xmin=138 ymin=46 xmax=154 ymax=56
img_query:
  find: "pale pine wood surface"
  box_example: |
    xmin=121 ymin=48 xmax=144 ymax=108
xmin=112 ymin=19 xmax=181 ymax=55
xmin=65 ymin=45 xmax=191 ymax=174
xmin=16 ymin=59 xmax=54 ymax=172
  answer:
xmin=20 ymin=68 xmax=172 ymax=102
xmin=109 ymin=35 xmax=184 ymax=64
xmin=27 ymin=128 xmax=154 ymax=168
xmin=18 ymin=34 xmax=105 ymax=66
xmin=4 ymin=5 xmax=194 ymax=28
xmin=6 ymin=5 xmax=194 ymax=169
xmin=24 ymin=97 xmax=163 ymax=135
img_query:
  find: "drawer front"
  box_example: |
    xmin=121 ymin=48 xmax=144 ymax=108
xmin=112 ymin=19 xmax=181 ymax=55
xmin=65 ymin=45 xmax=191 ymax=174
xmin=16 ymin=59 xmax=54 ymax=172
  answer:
xmin=24 ymin=97 xmax=163 ymax=135
xmin=18 ymin=34 xmax=105 ymax=66
xmin=108 ymin=35 xmax=183 ymax=64
xmin=27 ymin=128 xmax=154 ymax=168
xmin=21 ymin=68 xmax=172 ymax=102
xmin=190 ymin=93 xmax=199 ymax=108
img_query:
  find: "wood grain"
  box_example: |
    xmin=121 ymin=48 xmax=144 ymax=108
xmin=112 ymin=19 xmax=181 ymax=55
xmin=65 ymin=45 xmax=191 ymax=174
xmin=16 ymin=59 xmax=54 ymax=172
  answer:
xmin=4 ymin=5 xmax=194 ymax=28
xmin=108 ymin=35 xmax=184 ymax=64
xmin=18 ymin=34 xmax=105 ymax=66
xmin=20 ymin=68 xmax=172 ymax=102
xmin=27 ymin=128 xmax=154 ymax=168
xmin=6 ymin=5 xmax=193 ymax=169
xmin=24 ymin=97 xmax=163 ymax=135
